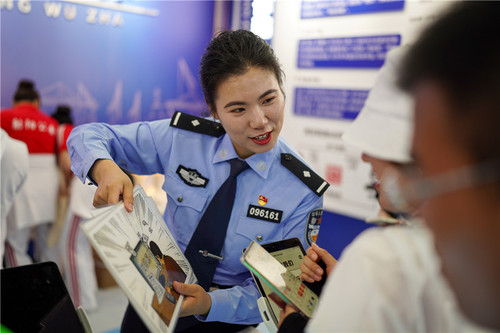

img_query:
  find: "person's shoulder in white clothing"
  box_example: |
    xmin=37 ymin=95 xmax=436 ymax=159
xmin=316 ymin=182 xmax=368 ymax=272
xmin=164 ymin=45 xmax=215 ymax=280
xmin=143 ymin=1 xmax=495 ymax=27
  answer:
xmin=306 ymin=224 xmax=484 ymax=333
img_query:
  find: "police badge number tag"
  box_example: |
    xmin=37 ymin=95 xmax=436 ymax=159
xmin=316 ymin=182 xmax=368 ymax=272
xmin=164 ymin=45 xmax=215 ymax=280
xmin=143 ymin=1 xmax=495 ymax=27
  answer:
xmin=247 ymin=205 xmax=283 ymax=224
xmin=176 ymin=165 xmax=208 ymax=188
xmin=306 ymin=209 xmax=323 ymax=246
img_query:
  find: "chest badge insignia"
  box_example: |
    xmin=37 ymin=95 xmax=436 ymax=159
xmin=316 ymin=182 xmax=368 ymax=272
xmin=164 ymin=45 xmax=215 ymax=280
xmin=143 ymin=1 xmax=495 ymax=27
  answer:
xmin=176 ymin=165 xmax=208 ymax=187
xmin=258 ymin=195 xmax=268 ymax=206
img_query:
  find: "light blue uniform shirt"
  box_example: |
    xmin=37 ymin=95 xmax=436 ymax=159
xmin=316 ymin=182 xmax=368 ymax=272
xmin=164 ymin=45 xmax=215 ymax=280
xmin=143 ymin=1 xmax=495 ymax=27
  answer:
xmin=68 ymin=116 xmax=325 ymax=324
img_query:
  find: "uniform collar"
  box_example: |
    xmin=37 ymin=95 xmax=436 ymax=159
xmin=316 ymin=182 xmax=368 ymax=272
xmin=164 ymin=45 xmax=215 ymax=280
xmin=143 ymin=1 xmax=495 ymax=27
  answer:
xmin=213 ymin=134 xmax=278 ymax=179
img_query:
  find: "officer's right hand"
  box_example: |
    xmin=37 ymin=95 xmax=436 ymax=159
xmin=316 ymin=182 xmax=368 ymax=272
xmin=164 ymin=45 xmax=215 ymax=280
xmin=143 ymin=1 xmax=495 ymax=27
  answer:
xmin=299 ymin=243 xmax=337 ymax=283
xmin=172 ymin=281 xmax=212 ymax=317
xmin=89 ymin=159 xmax=134 ymax=212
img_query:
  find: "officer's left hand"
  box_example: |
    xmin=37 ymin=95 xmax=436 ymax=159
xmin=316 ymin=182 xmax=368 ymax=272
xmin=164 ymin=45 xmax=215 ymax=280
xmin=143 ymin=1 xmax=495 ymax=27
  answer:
xmin=173 ymin=281 xmax=211 ymax=317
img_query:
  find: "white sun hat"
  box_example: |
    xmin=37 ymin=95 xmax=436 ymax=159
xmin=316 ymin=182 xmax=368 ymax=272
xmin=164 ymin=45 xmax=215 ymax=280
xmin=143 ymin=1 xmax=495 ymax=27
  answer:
xmin=342 ymin=46 xmax=414 ymax=163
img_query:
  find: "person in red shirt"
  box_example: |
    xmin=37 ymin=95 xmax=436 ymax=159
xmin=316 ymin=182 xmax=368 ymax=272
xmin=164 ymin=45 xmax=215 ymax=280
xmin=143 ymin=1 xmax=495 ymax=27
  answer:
xmin=50 ymin=105 xmax=100 ymax=312
xmin=1 ymin=80 xmax=61 ymax=267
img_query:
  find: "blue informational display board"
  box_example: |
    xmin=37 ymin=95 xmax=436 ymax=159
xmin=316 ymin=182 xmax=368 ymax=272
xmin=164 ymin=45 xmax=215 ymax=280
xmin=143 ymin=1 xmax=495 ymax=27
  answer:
xmin=294 ymin=87 xmax=369 ymax=120
xmin=317 ymin=210 xmax=374 ymax=259
xmin=298 ymin=35 xmax=401 ymax=69
xmin=1 ymin=0 xmax=215 ymax=125
xmin=301 ymin=0 xmax=405 ymax=19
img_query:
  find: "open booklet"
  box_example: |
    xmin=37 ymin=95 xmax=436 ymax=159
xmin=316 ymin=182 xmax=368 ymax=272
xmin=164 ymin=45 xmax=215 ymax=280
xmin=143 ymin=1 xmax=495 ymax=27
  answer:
xmin=81 ymin=185 xmax=197 ymax=333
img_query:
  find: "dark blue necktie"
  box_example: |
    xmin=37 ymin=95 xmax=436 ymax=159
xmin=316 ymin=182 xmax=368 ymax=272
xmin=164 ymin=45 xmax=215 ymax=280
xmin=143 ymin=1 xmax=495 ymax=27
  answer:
xmin=184 ymin=158 xmax=249 ymax=291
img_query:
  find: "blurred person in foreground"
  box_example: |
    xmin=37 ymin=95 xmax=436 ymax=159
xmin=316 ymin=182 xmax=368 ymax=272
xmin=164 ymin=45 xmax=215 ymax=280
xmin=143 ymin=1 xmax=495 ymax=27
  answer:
xmin=397 ymin=1 xmax=500 ymax=329
xmin=277 ymin=46 xmax=488 ymax=333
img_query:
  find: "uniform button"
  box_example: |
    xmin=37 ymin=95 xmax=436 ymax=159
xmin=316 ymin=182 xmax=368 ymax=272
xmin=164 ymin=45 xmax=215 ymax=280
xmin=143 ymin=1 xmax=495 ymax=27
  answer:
xmin=256 ymin=235 xmax=263 ymax=242
xmin=177 ymin=196 xmax=183 ymax=202
xmin=284 ymin=154 xmax=292 ymax=161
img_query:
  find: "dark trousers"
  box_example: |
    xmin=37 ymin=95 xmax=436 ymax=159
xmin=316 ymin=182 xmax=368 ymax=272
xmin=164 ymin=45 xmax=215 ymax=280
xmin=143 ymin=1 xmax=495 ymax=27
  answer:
xmin=121 ymin=303 xmax=258 ymax=333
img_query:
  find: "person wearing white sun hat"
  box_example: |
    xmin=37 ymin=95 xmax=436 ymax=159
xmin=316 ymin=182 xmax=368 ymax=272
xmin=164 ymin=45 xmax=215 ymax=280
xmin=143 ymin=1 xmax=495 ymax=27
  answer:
xmin=342 ymin=46 xmax=414 ymax=164
xmin=277 ymin=46 xmax=488 ymax=333
xmin=342 ymin=45 xmax=417 ymax=225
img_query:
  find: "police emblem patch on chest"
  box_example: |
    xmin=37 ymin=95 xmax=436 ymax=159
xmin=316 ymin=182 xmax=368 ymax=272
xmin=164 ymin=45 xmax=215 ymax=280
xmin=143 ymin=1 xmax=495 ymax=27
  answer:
xmin=176 ymin=165 xmax=208 ymax=187
xmin=247 ymin=205 xmax=283 ymax=224
xmin=306 ymin=209 xmax=323 ymax=246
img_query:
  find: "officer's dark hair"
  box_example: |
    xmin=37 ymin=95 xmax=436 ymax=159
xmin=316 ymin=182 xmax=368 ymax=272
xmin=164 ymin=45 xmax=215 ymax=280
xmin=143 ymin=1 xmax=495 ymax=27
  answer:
xmin=199 ymin=29 xmax=284 ymax=116
xmin=13 ymin=79 xmax=39 ymax=103
xmin=398 ymin=1 xmax=500 ymax=166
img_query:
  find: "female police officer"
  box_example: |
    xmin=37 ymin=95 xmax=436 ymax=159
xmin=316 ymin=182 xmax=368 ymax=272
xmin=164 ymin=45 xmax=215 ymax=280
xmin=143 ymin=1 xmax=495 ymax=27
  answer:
xmin=68 ymin=30 xmax=328 ymax=332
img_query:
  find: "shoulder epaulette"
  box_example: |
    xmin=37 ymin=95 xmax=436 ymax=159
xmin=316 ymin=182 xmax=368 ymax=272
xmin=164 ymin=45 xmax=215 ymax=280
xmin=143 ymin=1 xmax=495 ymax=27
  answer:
xmin=170 ymin=111 xmax=225 ymax=137
xmin=281 ymin=153 xmax=330 ymax=197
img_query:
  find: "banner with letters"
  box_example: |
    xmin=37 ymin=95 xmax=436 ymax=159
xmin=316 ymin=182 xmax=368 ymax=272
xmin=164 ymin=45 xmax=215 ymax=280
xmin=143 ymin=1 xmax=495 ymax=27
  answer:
xmin=1 ymin=0 xmax=216 ymax=125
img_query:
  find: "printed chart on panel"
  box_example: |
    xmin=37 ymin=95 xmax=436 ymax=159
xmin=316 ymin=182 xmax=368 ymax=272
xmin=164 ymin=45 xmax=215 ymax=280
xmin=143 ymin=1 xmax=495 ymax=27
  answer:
xmin=82 ymin=185 xmax=196 ymax=333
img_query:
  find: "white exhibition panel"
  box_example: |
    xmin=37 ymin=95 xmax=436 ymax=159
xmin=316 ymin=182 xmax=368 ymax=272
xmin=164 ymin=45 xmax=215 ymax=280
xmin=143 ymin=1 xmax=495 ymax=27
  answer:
xmin=273 ymin=0 xmax=451 ymax=220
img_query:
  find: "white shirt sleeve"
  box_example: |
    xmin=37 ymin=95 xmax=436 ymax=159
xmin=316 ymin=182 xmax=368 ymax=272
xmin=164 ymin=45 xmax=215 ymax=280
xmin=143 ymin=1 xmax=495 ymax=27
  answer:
xmin=1 ymin=129 xmax=29 ymax=223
